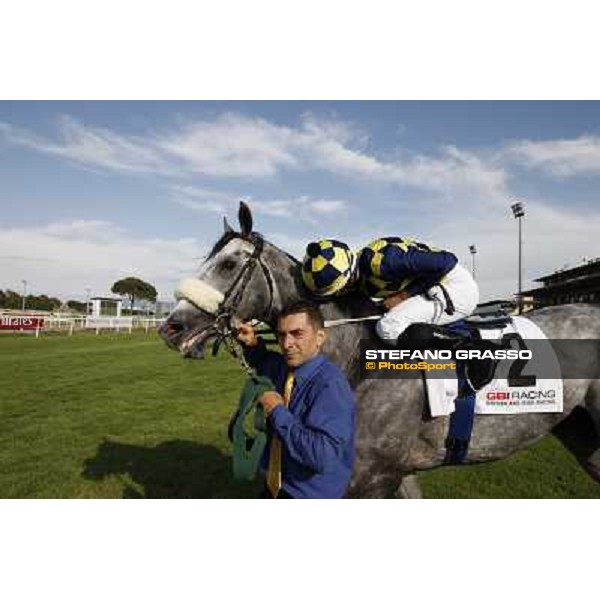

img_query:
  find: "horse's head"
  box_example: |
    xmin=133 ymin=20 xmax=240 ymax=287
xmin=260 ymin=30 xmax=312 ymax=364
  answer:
xmin=159 ymin=202 xmax=300 ymax=358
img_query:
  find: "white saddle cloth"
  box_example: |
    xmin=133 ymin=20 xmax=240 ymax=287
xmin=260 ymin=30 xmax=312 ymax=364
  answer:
xmin=425 ymin=316 xmax=563 ymax=416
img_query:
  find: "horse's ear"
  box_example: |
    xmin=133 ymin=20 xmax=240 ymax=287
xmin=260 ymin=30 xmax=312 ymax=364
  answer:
xmin=239 ymin=201 xmax=253 ymax=236
xmin=223 ymin=216 xmax=235 ymax=234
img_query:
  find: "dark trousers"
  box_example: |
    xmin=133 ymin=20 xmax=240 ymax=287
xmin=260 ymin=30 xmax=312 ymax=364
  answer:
xmin=259 ymin=485 xmax=293 ymax=499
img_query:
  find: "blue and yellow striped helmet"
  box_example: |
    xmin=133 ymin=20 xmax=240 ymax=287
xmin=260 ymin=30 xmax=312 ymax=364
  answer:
xmin=301 ymin=239 xmax=358 ymax=297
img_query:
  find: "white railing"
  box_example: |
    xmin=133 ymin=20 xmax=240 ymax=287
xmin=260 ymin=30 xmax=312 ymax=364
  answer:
xmin=0 ymin=312 xmax=166 ymax=336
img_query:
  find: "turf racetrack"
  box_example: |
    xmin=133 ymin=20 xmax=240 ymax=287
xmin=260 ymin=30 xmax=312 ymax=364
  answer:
xmin=1 ymin=332 xmax=598 ymax=498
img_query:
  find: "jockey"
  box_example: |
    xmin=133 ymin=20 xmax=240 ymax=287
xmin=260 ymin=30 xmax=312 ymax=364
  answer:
xmin=301 ymin=237 xmax=479 ymax=346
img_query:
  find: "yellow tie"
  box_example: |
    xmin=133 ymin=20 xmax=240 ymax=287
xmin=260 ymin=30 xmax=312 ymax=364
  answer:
xmin=266 ymin=372 xmax=295 ymax=498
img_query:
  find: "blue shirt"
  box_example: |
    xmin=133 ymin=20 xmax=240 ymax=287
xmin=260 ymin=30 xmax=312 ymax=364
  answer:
xmin=244 ymin=340 xmax=356 ymax=499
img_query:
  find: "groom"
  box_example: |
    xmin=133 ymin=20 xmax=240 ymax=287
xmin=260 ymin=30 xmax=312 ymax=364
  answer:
xmin=236 ymin=300 xmax=356 ymax=499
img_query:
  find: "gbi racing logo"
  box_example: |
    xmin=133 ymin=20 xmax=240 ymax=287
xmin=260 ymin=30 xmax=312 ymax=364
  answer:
xmin=487 ymin=390 xmax=556 ymax=401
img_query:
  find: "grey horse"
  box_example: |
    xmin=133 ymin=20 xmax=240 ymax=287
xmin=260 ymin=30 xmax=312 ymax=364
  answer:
xmin=159 ymin=203 xmax=600 ymax=498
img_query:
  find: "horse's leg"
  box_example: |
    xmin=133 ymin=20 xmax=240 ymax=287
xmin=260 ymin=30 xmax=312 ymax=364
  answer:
xmin=584 ymin=379 xmax=600 ymax=481
xmin=395 ymin=474 xmax=423 ymax=499
xmin=345 ymin=449 xmax=404 ymax=498
xmin=348 ymin=378 xmax=427 ymax=498
xmin=587 ymin=453 xmax=600 ymax=481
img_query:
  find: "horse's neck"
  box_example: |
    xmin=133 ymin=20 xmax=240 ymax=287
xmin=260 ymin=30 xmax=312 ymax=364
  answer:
xmin=320 ymin=294 xmax=379 ymax=381
xmin=262 ymin=242 xmax=310 ymax=318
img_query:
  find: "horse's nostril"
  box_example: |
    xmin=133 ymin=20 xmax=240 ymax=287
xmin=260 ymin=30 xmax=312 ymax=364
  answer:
xmin=168 ymin=322 xmax=184 ymax=334
xmin=159 ymin=320 xmax=185 ymax=342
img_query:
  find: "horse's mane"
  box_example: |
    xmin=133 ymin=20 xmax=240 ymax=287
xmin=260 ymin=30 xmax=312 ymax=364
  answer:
xmin=206 ymin=231 xmax=243 ymax=259
xmin=207 ymin=230 xmax=299 ymax=265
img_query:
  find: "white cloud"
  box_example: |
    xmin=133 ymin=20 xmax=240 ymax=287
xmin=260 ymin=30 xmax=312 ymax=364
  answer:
xmin=156 ymin=113 xmax=299 ymax=177
xmin=506 ymin=135 xmax=600 ymax=176
xmin=0 ymin=113 xmax=507 ymax=198
xmin=309 ymin=199 xmax=347 ymax=214
xmin=42 ymin=220 xmax=126 ymax=242
xmin=0 ymin=220 xmax=204 ymax=301
xmin=0 ymin=117 xmax=171 ymax=174
xmin=171 ymin=185 xmax=348 ymax=222
xmin=170 ymin=184 xmax=232 ymax=201
xmin=292 ymin=116 xmax=508 ymax=197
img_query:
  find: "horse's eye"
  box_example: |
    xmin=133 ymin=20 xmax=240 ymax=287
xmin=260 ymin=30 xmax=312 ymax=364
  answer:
xmin=221 ymin=260 xmax=237 ymax=271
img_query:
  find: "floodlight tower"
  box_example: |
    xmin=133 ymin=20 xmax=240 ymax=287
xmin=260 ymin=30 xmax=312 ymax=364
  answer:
xmin=21 ymin=279 xmax=27 ymax=311
xmin=511 ymin=201 xmax=526 ymax=314
xmin=469 ymin=244 xmax=477 ymax=280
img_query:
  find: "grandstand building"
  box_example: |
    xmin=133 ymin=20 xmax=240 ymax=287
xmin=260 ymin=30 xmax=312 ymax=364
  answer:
xmin=521 ymin=258 xmax=600 ymax=307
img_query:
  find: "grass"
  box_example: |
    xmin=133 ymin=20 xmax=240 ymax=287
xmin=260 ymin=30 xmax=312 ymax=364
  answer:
xmin=0 ymin=332 xmax=598 ymax=498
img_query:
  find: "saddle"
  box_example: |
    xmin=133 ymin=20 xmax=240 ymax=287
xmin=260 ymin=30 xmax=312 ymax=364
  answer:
xmin=400 ymin=316 xmax=513 ymax=392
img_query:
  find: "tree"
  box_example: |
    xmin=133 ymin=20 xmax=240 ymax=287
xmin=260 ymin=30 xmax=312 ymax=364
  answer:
xmin=0 ymin=290 xmax=61 ymax=311
xmin=0 ymin=289 xmax=27 ymax=309
xmin=111 ymin=277 xmax=157 ymax=312
xmin=67 ymin=300 xmax=87 ymax=313
xmin=29 ymin=294 xmax=61 ymax=311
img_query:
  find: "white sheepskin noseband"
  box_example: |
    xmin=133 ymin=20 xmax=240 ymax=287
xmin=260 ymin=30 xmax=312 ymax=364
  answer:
xmin=175 ymin=278 xmax=225 ymax=314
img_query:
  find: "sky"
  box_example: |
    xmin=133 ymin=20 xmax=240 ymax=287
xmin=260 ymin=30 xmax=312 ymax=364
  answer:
xmin=1 ymin=100 xmax=600 ymax=303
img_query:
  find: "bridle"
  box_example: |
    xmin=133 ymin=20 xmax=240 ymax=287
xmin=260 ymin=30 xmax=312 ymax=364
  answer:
xmin=181 ymin=232 xmax=277 ymax=373
xmin=217 ymin=232 xmax=276 ymax=325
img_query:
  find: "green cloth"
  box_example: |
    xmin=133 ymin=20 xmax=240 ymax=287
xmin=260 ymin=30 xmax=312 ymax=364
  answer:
xmin=231 ymin=375 xmax=274 ymax=481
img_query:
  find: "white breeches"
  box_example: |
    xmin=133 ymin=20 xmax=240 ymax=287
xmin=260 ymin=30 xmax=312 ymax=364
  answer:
xmin=375 ymin=264 xmax=479 ymax=345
